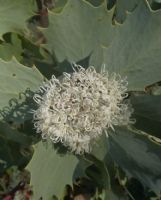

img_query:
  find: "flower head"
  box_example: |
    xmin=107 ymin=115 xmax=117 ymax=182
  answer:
xmin=33 ymin=64 xmax=134 ymax=154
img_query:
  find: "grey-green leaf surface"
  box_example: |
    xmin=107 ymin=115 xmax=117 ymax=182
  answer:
xmin=0 ymin=58 xmax=43 ymax=111
xmin=0 ymin=34 xmax=22 ymax=61
xmin=85 ymin=154 xmax=110 ymax=190
xmin=114 ymin=0 xmax=140 ymax=23
xmin=86 ymin=0 xmax=104 ymax=6
xmin=43 ymin=0 xmax=161 ymax=91
xmin=131 ymin=94 xmax=161 ymax=138
xmin=91 ymin=133 xmax=109 ymax=160
xmin=43 ymin=0 xmax=114 ymax=62
xmin=0 ymin=122 xmax=32 ymax=145
xmin=27 ymin=141 xmax=78 ymax=199
xmin=154 ymin=0 xmax=161 ymax=2
xmin=54 ymin=0 xmax=67 ymax=10
xmin=90 ymin=1 xmax=161 ymax=91
xmin=0 ymin=0 xmax=35 ymax=38
xmin=0 ymin=137 xmax=33 ymax=174
xmin=108 ymin=126 xmax=161 ymax=194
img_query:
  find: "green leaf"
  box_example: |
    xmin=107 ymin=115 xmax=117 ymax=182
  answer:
xmin=0 ymin=92 xmax=36 ymax=124
xmin=151 ymin=85 xmax=161 ymax=95
xmin=90 ymin=1 xmax=161 ymax=91
xmin=131 ymin=94 xmax=161 ymax=138
xmin=0 ymin=138 xmax=33 ymax=174
xmin=0 ymin=58 xmax=43 ymax=112
xmin=107 ymin=0 xmax=116 ymax=9
xmin=108 ymin=126 xmax=161 ymax=194
xmin=27 ymin=141 xmax=78 ymax=199
xmin=86 ymin=0 xmax=104 ymax=6
xmin=54 ymin=0 xmax=68 ymax=11
xmin=86 ymin=154 xmax=129 ymax=200
xmin=43 ymin=0 xmax=161 ymax=91
xmin=104 ymin=156 xmax=129 ymax=200
xmin=0 ymin=122 xmax=32 ymax=145
xmin=105 ymin=190 xmax=128 ymax=200
xmin=0 ymin=0 xmax=35 ymax=38
xmin=0 ymin=34 xmax=22 ymax=61
xmin=91 ymin=133 xmax=109 ymax=160
xmin=114 ymin=0 xmax=139 ymax=23
xmin=73 ymin=157 xmax=91 ymax=179
xmin=43 ymin=0 xmax=114 ymax=62
xmin=85 ymin=154 xmax=110 ymax=190
xmin=21 ymin=36 xmax=45 ymax=65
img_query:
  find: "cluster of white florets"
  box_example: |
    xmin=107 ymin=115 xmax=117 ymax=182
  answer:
xmin=33 ymin=65 xmax=134 ymax=154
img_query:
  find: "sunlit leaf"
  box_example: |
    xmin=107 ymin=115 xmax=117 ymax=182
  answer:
xmin=0 ymin=59 xmax=43 ymax=116
xmin=90 ymin=1 xmax=161 ymax=91
xmin=27 ymin=141 xmax=78 ymax=199
xmin=43 ymin=0 xmax=114 ymax=62
xmin=0 ymin=0 xmax=35 ymax=38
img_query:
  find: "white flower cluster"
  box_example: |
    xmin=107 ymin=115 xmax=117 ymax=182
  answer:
xmin=33 ymin=65 xmax=134 ymax=154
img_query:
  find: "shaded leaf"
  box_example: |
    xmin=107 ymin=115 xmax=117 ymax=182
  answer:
xmin=0 ymin=89 xmax=36 ymax=123
xmin=87 ymin=153 xmax=128 ymax=200
xmin=105 ymin=190 xmax=128 ymax=200
xmin=150 ymin=0 xmax=161 ymax=11
xmin=101 ymin=153 xmax=131 ymax=200
xmin=151 ymin=85 xmax=161 ymax=95
xmin=0 ymin=138 xmax=33 ymax=174
xmin=91 ymin=133 xmax=109 ymax=161
xmin=0 ymin=122 xmax=32 ymax=145
xmin=109 ymin=126 xmax=161 ymax=194
xmin=85 ymin=154 xmax=110 ymax=190
xmin=131 ymin=94 xmax=161 ymax=138
xmin=86 ymin=0 xmax=104 ymax=7
xmin=73 ymin=157 xmax=91 ymax=179
xmin=107 ymin=0 xmax=116 ymax=10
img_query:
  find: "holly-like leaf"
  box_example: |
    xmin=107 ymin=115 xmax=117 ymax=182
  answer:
xmin=131 ymin=94 xmax=161 ymax=138
xmin=114 ymin=0 xmax=140 ymax=23
xmin=0 ymin=136 xmax=33 ymax=174
xmin=27 ymin=141 xmax=78 ymax=199
xmin=108 ymin=126 xmax=161 ymax=195
xmin=90 ymin=1 xmax=161 ymax=91
xmin=43 ymin=0 xmax=114 ymax=62
xmin=0 ymin=0 xmax=36 ymax=38
xmin=0 ymin=58 xmax=43 ymax=114
xmin=43 ymin=0 xmax=161 ymax=91
xmin=0 ymin=34 xmax=22 ymax=61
